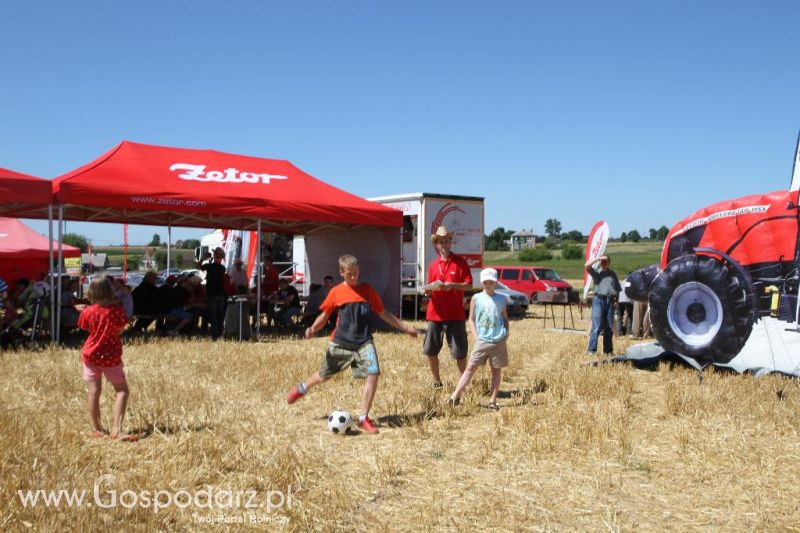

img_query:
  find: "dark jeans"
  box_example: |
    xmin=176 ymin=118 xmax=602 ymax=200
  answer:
xmin=273 ymin=306 xmax=301 ymax=326
xmin=616 ymin=301 xmax=633 ymax=336
xmin=589 ymin=295 xmax=615 ymax=353
xmin=207 ymin=295 xmax=227 ymax=339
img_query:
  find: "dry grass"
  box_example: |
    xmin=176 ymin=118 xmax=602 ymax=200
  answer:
xmin=2 ymin=311 xmax=800 ymax=531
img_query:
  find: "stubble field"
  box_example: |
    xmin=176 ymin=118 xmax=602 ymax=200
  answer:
xmin=2 ymin=310 xmax=800 ymax=531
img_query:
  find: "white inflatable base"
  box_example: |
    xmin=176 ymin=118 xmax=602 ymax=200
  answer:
xmin=620 ymin=317 xmax=800 ymax=377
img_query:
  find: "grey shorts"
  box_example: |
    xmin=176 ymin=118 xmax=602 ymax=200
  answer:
xmin=468 ymin=338 xmax=509 ymax=369
xmin=319 ymin=341 xmax=380 ymax=379
xmin=423 ymin=320 xmax=468 ymax=359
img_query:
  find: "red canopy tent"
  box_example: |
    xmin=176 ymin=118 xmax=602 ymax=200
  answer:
xmin=48 ymin=141 xmax=402 ymax=312
xmin=0 ymin=167 xmax=53 ymax=218
xmin=53 ymin=141 xmax=401 ymax=233
xmin=0 ymin=218 xmax=80 ymax=286
xmin=0 ymin=143 xmax=403 ymax=337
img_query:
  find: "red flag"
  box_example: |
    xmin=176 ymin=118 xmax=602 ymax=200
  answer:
xmin=583 ymin=221 xmax=609 ymax=299
xmin=246 ymin=230 xmax=259 ymax=283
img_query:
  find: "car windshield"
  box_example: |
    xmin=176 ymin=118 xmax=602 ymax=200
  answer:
xmin=534 ymin=268 xmax=562 ymax=281
xmin=496 ymin=281 xmax=510 ymax=291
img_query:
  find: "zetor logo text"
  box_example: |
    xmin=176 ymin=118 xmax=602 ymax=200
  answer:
xmin=169 ymin=163 xmax=289 ymax=185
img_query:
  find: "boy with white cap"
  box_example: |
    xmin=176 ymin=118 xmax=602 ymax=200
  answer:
xmin=448 ymin=267 xmax=510 ymax=410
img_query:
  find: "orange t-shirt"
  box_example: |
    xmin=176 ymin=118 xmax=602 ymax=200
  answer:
xmin=320 ymin=282 xmax=384 ymax=347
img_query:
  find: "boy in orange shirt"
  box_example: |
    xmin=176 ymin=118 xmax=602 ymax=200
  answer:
xmin=286 ymin=254 xmax=417 ymax=433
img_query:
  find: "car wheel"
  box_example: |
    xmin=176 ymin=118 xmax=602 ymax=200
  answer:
xmin=531 ymin=293 xmax=539 ymax=303
xmin=648 ymin=254 xmax=755 ymax=364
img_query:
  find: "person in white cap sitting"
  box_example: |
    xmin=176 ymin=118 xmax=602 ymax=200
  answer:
xmin=422 ymin=225 xmax=473 ymax=388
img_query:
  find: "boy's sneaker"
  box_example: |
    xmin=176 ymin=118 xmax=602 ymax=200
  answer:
xmin=357 ymin=416 xmax=379 ymax=434
xmin=286 ymin=385 xmax=305 ymax=404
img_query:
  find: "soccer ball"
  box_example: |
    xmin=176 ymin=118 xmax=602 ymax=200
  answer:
xmin=327 ymin=410 xmax=353 ymax=434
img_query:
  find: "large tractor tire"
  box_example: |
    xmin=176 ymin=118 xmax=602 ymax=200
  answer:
xmin=649 ymin=254 xmax=755 ymax=364
xmin=625 ymin=263 xmax=660 ymax=301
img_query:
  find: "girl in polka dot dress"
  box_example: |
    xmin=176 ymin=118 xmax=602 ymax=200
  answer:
xmin=78 ymin=277 xmax=137 ymax=441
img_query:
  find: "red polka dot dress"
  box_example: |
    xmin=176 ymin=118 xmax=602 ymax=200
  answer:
xmin=78 ymin=304 xmax=129 ymax=366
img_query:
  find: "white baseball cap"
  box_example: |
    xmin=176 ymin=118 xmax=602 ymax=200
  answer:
xmin=480 ymin=268 xmax=498 ymax=283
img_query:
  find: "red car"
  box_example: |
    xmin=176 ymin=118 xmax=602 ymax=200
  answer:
xmin=493 ymin=265 xmax=573 ymax=303
xmin=628 ymin=189 xmax=800 ymax=363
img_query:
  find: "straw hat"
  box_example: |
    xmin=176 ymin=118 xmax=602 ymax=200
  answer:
xmin=430 ymin=225 xmax=454 ymax=244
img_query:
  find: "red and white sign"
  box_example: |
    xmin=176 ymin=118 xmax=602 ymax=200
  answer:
xmin=583 ymin=220 xmax=609 ymax=299
xmin=425 ymin=200 xmax=483 ymax=269
xmin=462 ymin=254 xmax=483 ymax=269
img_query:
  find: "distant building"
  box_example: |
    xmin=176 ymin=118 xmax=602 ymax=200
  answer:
xmin=510 ymin=229 xmax=537 ymax=251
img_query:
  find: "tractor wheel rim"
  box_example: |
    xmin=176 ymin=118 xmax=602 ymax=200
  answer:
xmin=666 ymin=281 xmax=723 ymax=347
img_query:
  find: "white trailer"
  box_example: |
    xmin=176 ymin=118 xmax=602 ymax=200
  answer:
xmin=367 ymin=192 xmax=485 ymax=318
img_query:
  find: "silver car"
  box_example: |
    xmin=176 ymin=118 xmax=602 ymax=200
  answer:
xmin=495 ymin=281 xmax=529 ymax=318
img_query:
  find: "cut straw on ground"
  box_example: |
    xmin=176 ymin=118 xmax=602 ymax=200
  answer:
xmin=2 ymin=309 xmax=800 ymax=531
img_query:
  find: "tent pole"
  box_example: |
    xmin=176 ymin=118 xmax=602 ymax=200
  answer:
xmin=48 ymin=205 xmax=55 ymax=343
xmin=256 ymin=220 xmax=262 ymax=338
xmin=57 ymin=205 xmax=64 ymax=343
xmin=398 ymin=225 xmax=404 ymax=320
xmin=167 ymin=225 xmax=172 ymax=276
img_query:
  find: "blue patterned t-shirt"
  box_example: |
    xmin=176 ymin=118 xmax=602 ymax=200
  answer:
xmin=472 ymin=291 xmax=508 ymax=343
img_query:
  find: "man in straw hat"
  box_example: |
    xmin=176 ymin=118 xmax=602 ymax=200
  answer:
xmin=423 ymin=225 xmax=473 ymax=388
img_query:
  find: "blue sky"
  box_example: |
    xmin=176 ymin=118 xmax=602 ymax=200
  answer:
xmin=2 ymin=1 xmax=798 ymax=245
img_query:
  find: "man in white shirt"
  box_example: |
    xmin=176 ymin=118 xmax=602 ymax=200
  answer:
xmin=229 ymin=258 xmax=249 ymax=294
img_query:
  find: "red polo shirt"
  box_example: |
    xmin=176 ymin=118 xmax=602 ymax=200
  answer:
xmin=426 ymin=254 xmax=472 ymax=321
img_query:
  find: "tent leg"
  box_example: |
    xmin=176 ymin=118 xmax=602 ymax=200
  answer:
xmin=167 ymin=225 xmax=172 ymax=276
xmin=56 ymin=206 xmax=64 ymax=343
xmin=48 ymin=205 xmax=55 ymax=343
xmin=256 ymin=220 xmax=262 ymax=339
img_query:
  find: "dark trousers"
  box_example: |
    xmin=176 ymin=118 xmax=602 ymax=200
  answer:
xmin=207 ymin=295 xmax=227 ymax=339
xmin=616 ymin=302 xmax=633 ymax=336
xmin=133 ymin=316 xmax=155 ymax=331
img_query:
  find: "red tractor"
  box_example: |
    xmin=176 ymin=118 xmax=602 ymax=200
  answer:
xmin=628 ymin=189 xmax=800 ymax=364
